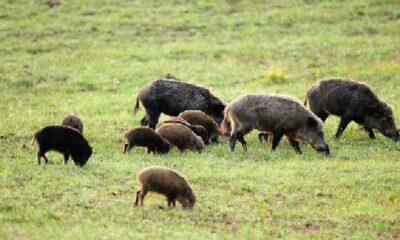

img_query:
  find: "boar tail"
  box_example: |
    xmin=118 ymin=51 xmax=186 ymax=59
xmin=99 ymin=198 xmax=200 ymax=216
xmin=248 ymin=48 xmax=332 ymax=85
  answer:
xmin=133 ymin=97 xmax=140 ymax=116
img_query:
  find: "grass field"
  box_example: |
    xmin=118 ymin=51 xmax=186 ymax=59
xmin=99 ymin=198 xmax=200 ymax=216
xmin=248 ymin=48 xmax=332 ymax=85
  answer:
xmin=1 ymin=0 xmax=400 ymax=239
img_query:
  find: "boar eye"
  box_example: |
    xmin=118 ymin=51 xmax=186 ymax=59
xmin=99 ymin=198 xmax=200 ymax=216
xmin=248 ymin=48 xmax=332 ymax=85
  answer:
xmin=318 ymin=132 xmax=324 ymax=137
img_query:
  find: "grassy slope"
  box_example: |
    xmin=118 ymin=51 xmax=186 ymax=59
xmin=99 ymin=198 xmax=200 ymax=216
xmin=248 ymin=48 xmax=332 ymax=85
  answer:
xmin=1 ymin=0 xmax=399 ymax=239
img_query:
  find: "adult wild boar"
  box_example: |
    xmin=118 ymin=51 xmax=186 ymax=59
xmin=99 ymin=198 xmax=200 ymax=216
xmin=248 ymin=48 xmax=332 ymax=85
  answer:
xmin=305 ymin=79 xmax=399 ymax=141
xmin=133 ymin=79 xmax=226 ymax=129
xmin=221 ymin=94 xmax=330 ymax=155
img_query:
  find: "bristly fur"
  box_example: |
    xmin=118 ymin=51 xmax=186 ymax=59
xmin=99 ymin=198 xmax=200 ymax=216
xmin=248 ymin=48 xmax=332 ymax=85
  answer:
xmin=133 ymin=79 xmax=226 ymax=129
xmin=178 ymin=110 xmax=220 ymax=143
xmin=33 ymin=125 xmax=92 ymax=167
xmin=156 ymin=123 xmax=204 ymax=153
xmin=61 ymin=113 xmax=83 ymax=133
xmin=159 ymin=117 xmax=209 ymax=145
xmin=305 ymin=78 xmax=399 ymax=141
xmin=124 ymin=126 xmax=170 ymax=154
xmin=224 ymin=94 xmax=330 ymax=155
xmin=134 ymin=166 xmax=196 ymax=209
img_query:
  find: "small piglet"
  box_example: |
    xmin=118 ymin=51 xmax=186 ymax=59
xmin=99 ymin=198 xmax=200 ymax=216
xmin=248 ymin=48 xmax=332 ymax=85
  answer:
xmin=61 ymin=113 xmax=83 ymax=133
xmin=134 ymin=166 xmax=196 ymax=208
xmin=156 ymin=123 xmax=205 ymax=153
xmin=160 ymin=117 xmax=209 ymax=145
xmin=124 ymin=127 xmax=170 ymax=154
xmin=305 ymin=79 xmax=399 ymax=141
xmin=33 ymin=125 xmax=92 ymax=167
xmin=178 ymin=110 xmax=220 ymax=143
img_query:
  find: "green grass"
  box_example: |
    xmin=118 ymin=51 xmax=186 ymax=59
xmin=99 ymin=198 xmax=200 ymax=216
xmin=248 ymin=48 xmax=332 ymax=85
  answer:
xmin=1 ymin=0 xmax=400 ymax=239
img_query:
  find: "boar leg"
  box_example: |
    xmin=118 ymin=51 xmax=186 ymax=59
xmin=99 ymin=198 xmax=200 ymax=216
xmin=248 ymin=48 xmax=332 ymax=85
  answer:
xmin=139 ymin=188 xmax=148 ymax=206
xmin=140 ymin=116 xmax=149 ymax=126
xmin=37 ymin=151 xmax=42 ymax=165
xmin=271 ymin=132 xmax=284 ymax=151
xmin=362 ymin=126 xmax=376 ymax=139
xmin=316 ymin=112 xmax=329 ymax=122
xmin=335 ymin=117 xmax=352 ymax=138
xmin=288 ymin=138 xmax=302 ymax=154
xmin=63 ymin=152 xmax=70 ymax=164
xmin=236 ymin=132 xmax=247 ymax=151
xmin=167 ymin=196 xmax=176 ymax=208
xmin=148 ymin=111 xmax=161 ymax=130
xmin=229 ymin=133 xmax=237 ymax=152
xmin=42 ymin=154 xmax=49 ymax=164
xmin=134 ymin=190 xmax=141 ymax=206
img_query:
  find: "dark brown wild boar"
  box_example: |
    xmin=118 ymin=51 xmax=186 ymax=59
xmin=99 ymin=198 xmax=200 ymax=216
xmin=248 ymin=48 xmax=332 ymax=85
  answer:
xmin=33 ymin=125 xmax=92 ymax=167
xmin=178 ymin=110 xmax=220 ymax=143
xmin=124 ymin=127 xmax=170 ymax=154
xmin=221 ymin=94 xmax=330 ymax=155
xmin=156 ymin=123 xmax=205 ymax=153
xmin=134 ymin=166 xmax=196 ymax=208
xmin=61 ymin=113 xmax=83 ymax=133
xmin=305 ymin=79 xmax=399 ymax=141
xmin=133 ymin=79 xmax=226 ymax=129
xmin=160 ymin=117 xmax=209 ymax=145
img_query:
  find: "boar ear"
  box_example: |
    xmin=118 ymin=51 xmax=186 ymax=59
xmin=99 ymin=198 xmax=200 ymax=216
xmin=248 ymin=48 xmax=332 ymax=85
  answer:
xmin=306 ymin=117 xmax=318 ymax=129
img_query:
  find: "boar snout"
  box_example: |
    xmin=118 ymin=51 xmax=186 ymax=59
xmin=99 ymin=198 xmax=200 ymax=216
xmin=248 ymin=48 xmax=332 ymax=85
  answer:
xmin=315 ymin=144 xmax=330 ymax=156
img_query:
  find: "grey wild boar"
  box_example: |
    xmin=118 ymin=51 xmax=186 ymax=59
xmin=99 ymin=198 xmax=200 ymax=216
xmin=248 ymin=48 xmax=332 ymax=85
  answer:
xmin=33 ymin=125 xmax=92 ymax=167
xmin=124 ymin=127 xmax=170 ymax=154
xmin=178 ymin=110 xmax=220 ymax=143
xmin=221 ymin=94 xmax=330 ymax=155
xmin=305 ymin=79 xmax=399 ymax=141
xmin=133 ymin=79 xmax=226 ymax=129
xmin=134 ymin=166 xmax=196 ymax=208
xmin=156 ymin=123 xmax=205 ymax=153
xmin=61 ymin=113 xmax=83 ymax=133
xmin=160 ymin=117 xmax=209 ymax=145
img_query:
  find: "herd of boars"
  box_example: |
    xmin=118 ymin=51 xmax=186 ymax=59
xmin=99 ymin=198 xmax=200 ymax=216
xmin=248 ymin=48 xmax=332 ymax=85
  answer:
xmin=32 ymin=77 xmax=399 ymax=208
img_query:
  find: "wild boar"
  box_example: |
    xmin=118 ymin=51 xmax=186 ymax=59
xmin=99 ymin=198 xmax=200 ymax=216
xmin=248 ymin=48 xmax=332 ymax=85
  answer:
xmin=305 ymin=78 xmax=399 ymax=141
xmin=221 ymin=94 xmax=330 ymax=155
xmin=133 ymin=79 xmax=226 ymax=129
xmin=156 ymin=123 xmax=205 ymax=153
xmin=33 ymin=125 xmax=92 ymax=167
xmin=134 ymin=166 xmax=196 ymax=208
xmin=160 ymin=117 xmax=209 ymax=145
xmin=61 ymin=113 xmax=83 ymax=133
xmin=178 ymin=110 xmax=220 ymax=143
xmin=124 ymin=127 xmax=170 ymax=154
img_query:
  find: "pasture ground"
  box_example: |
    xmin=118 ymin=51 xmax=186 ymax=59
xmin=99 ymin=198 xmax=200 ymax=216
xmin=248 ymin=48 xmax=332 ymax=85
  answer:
xmin=1 ymin=0 xmax=399 ymax=239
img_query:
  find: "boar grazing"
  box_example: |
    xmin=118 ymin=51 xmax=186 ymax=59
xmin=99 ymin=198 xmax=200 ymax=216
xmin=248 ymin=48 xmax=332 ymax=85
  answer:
xmin=133 ymin=79 xmax=226 ymax=129
xmin=222 ymin=94 xmax=330 ymax=155
xmin=61 ymin=113 xmax=83 ymax=133
xmin=124 ymin=127 xmax=170 ymax=154
xmin=178 ymin=110 xmax=220 ymax=143
xmin=305 ymin=79 xmax=399 ymax=141
xmin=160 ymin=117 xmax=209 ymax=145
xmin=33 ymin=125 xmax=92 ymax=167
xmin=156 ymin=123 xmax=205 ymax=153
xmin=134 ymin=166 xmax=196 ymax=208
